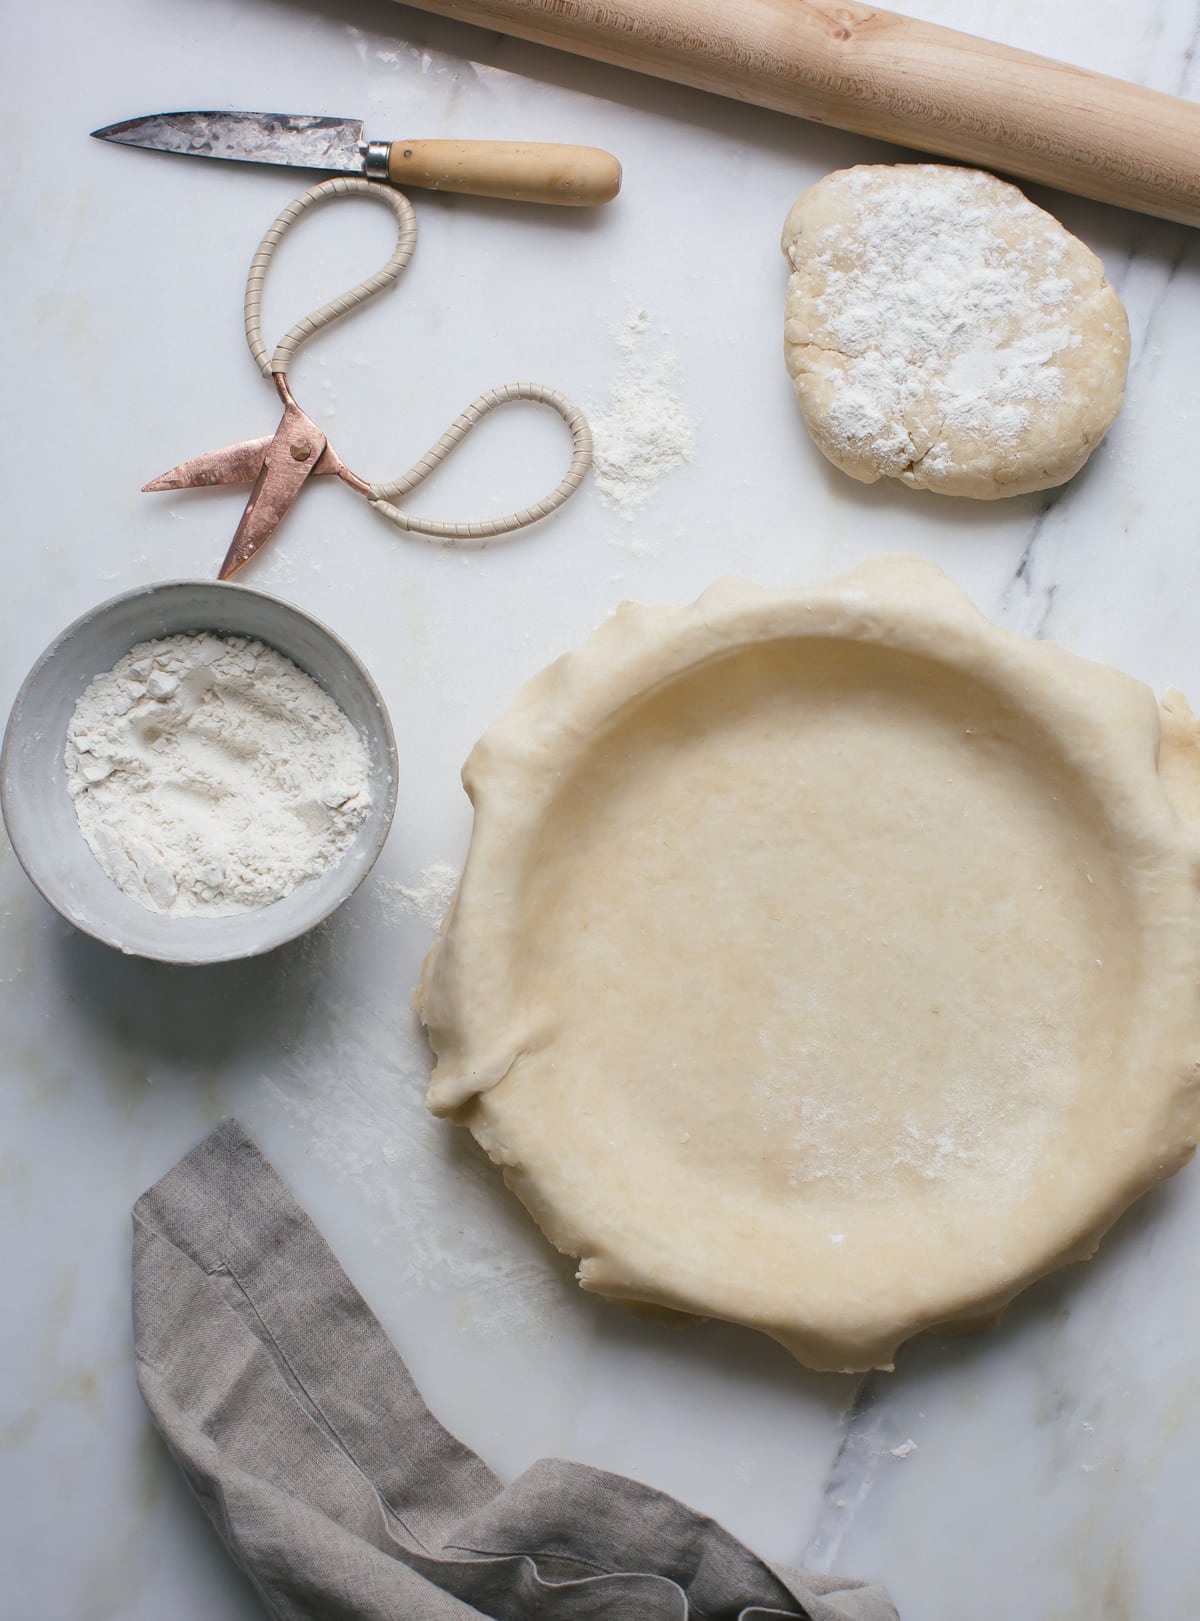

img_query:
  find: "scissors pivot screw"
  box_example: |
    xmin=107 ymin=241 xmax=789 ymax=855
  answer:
xmin=290 ymin=443 xmax=312 ymax=461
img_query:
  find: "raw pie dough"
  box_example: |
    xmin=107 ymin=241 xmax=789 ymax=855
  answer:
xmin=416 ymin=559 xmax=1200 ymax=1372
xmin=782 ymin=165 xmax=1130 ymax=498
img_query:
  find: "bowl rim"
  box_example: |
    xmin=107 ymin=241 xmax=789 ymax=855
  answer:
xmin=1 ymin=577 xmax=399 ymax=964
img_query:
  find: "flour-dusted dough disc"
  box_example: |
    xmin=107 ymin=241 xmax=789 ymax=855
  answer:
xmin=781 ymin=166 xmax=1130 ymax=498
xmin=416 ymin=559 xmax=1200 ymax=1372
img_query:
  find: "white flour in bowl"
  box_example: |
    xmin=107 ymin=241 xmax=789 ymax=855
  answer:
xmin=65 ymin=633 xmax=371 ymax=916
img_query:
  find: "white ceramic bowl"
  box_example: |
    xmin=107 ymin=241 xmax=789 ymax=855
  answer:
xmin=1 ymin=581 xmax=398 ymax=964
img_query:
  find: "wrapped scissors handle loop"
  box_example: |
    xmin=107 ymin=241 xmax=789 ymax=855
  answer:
xmin=368 ymin=382 xmax=592 ymax=542
xmin=242 ymin=177 xmax=592 ymax=544
xmin=244 ymin=177 xmax=418 ymax=377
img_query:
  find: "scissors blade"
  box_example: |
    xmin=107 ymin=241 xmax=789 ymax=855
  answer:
xmin=218 ymin=403 xmax=327 ymax=580
xmin=143 ymin=435 xmax=275 ymax=492
xmin=144 ymin=434 xmax=343 ymax=492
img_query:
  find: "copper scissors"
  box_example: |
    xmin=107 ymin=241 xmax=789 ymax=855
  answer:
xmin=143 ymin=177 xmax=593 ymax=579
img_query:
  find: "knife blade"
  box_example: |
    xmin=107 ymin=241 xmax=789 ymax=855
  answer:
xmin=91 ymin=110 xmax=621 ymax=206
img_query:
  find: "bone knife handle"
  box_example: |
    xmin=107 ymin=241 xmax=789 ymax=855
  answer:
xmin=386 ymin=139 xmax=621 ymax=205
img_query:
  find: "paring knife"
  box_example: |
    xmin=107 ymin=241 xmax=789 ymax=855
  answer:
xmin=91 ymin=110 xmax=621 ymax=206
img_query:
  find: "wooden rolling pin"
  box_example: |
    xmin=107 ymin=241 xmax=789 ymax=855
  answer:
xmin=399 ymin=0 xmax=1200 ymax=226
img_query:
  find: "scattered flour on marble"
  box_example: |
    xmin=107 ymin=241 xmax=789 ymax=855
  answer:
xmin=346 ymin=26 xmax=485 ymax=81
xmin=589 ymin=305 xmax=696 ymax=522
xmin=373 ymin=861 xmax=461 ymax=928
xmin=888 ymin=1440 xmax=918 ymax=1459
xmin=262 ymin=928 xmax=568 ymax=1338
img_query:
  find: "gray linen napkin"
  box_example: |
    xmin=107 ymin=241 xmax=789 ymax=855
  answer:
xmin=133 ymin=1121 xmax=898 ymax=1621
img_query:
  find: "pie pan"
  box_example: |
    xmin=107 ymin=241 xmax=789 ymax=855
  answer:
xmin=417 ymin=557 xmax=1200 ymax=1371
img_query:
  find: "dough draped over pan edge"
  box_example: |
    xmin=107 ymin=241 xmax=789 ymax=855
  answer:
xmin=416 ymin=558 xmax=1200 ymax=1372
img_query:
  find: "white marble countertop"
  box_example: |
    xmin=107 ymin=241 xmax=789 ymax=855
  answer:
xmin=4 ymin=0 xmax=1200 ymax=1615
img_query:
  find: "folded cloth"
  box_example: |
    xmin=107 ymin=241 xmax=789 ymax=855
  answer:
xmin=133 ymin=1121 xmax=898 ymax=1621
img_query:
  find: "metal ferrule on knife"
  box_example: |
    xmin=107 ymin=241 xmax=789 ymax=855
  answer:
xmin=362 ymin=141 xmax=391 ymax=181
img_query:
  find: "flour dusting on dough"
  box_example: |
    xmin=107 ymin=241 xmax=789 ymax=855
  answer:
xmin=806 ymin=171 xmax=1074 ymax=472
xmin=756 ymin=1010 xmax=1069 ymax=1197
xmin=782 ymin=165 xmax=1129 ymax=496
